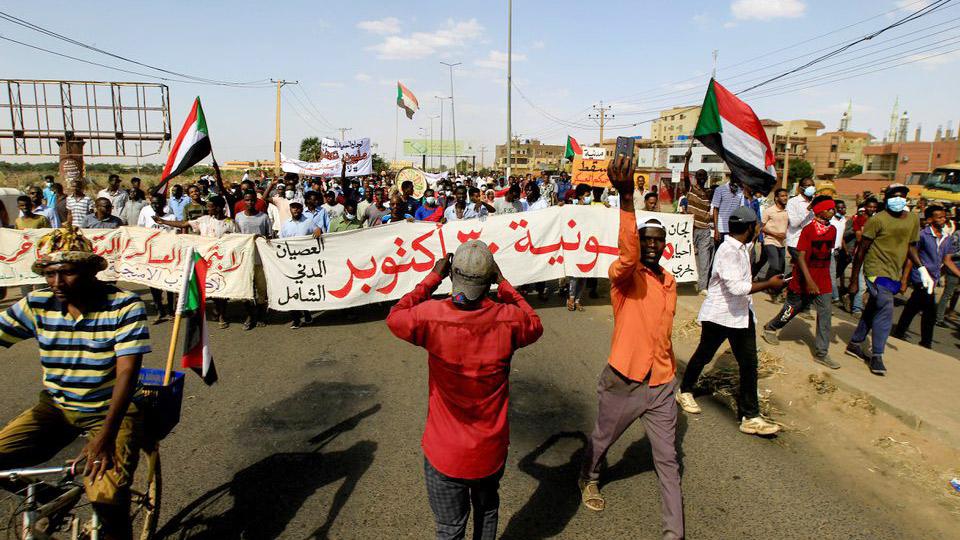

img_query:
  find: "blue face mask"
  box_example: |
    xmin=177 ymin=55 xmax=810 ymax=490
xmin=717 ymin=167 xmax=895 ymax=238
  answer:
xmin=886 ymin=196 xmax=907 ymax=212
xmin=803 ymin=186 xmax=816 ymax=198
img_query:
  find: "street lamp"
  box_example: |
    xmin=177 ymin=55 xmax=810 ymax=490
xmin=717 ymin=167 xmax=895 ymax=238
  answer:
xmin=440 ymin=62 xmax=462 ymax=174
xmin=435 ymin=96 xmax=451 ymax=171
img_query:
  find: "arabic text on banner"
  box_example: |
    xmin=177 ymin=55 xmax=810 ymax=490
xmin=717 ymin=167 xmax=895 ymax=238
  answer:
xmin=571 ymin=157 xmax=646 ymax=188
xmin=280 ymin=137 xmax=373 ymax=178
xmin=0 ymin=227 xmax=255 ymax=300
xmin=256 ymin=206 xmax=697 ymax=311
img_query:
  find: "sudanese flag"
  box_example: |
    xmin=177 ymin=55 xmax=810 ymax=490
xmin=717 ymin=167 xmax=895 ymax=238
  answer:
xmin=157 ymin=97 xmax=211 ymax=195
xmin=180 ymin=250 xmax=217 ymax=385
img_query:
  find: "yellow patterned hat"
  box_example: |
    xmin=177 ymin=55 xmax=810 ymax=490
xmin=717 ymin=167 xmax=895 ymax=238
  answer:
xmin=31 ymin=226 xmax=107 ymax=274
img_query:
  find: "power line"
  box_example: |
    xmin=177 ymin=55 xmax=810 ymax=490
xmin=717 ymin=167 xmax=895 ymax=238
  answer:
xmin=0 ymin=10 xmax=270 ymax=87
xmin=739 ymin=0 xmax=954 ymax=93
xmin=605 ymin=0 xmax=949 ymax=104
xmin=291 ymin=85 xmax=337 ymax=130
xmin=0 ymin=34 xmax=272 ymax=86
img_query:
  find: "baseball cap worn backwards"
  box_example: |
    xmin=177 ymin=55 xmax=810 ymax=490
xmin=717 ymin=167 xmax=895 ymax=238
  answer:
xmin=451 ymin=240 xmax=495 ymax=302
xmin=728 ymin=206 xmax=758 ymax=225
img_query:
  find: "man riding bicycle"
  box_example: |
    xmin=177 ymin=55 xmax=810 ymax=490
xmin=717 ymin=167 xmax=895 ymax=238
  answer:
xmin=0 ymin=226 xmax=151 ymax=540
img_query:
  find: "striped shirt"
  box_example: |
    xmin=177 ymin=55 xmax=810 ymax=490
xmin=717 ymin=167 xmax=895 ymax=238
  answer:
xmin=686 ymin=183 xmax=712 ymax=230
xmin=65 ymin=195 xmax=94 ymax=227
xmin=710 ymin=183 xmax=745 ymax=234
xmin=0 ymin=287 xmax=151 ymax=413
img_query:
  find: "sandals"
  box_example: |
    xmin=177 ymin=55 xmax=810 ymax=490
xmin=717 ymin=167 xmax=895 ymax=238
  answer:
xmin=579 ymin=479 xmax=605 ymax=511
xmin=575 ymin=301 xmax=584 ymax=312
xmin=567 ymin=298 xmax=576 ymax=311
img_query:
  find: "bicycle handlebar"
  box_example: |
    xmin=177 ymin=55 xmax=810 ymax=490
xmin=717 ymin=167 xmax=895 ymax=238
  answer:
xmin=0 ymin=464 xmax=76 ymax=481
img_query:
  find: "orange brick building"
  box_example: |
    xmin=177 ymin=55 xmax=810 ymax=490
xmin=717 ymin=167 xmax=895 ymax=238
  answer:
xmin=862 ymin=140 xmax=960 ymax=183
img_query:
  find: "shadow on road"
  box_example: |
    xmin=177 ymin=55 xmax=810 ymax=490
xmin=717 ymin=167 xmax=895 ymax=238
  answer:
xmin=156 ymin=405 xmax=381 ymax=540
xmin=502 ymin=414 xmax=688 ymax=539
xmin=501 ymin=431 xmax=587 ymax=540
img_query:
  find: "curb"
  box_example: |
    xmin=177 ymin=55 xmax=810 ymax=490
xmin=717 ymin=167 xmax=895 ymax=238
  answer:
xmin=673 ymin=295 xmax=960 ymax=451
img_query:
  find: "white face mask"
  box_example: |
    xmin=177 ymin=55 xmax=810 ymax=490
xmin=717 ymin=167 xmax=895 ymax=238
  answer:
xmin=285 ymin=190 xmax=295 ymax=200
xmin=345 ymin=213 xmax=356 ymax=220
xmin=803 ymin=186 xmax=816 ymax=198
xmin=383 ymin=201 xmax=391 ymax=209
xmin=583 ymin=195 xmax=593 ymax=204
xmin=425 ymin=196 xmax=436 ymax=205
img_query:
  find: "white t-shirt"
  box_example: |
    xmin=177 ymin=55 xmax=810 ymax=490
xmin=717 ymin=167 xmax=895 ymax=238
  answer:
xmin=189 ymin=215 xmax=240 ymax=238
xmin=136 ymin=206 xmax=175 ymax=229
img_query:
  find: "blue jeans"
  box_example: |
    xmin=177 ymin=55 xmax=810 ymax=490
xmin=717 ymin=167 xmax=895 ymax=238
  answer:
xmin=850 ymin=279 xmax=895 ymax=357
xmin=693 ymin=228 xmax=714 ymax=291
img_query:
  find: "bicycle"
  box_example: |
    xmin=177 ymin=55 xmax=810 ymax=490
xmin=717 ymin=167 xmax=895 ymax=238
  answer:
xmin=0 ymin=368 xmax=183 ymax=540
xmin=0 ymin=445 xmax=160 ymax=540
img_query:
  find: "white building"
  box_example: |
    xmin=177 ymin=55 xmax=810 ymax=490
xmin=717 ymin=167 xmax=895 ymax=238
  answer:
xmin=636 ymin=140 xmax=729 ymax=185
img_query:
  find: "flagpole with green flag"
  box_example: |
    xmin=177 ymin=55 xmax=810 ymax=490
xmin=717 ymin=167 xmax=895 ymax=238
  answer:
xmin=163 ymin=247 xmax=195 ymax=385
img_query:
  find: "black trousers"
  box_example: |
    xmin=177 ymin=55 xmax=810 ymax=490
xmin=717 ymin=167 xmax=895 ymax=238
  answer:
xmin=681 ymin=318 xmax=760 ymax=419
xmin=893 ymin=284 xmax=936 ymax=348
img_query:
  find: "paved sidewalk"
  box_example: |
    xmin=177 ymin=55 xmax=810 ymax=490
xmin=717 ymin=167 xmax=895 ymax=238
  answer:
xmin=674 ymin=289 xmax=960 ymax=450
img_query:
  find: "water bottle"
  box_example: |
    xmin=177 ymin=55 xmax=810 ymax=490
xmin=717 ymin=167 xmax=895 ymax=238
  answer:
xmin=951 ymin=478 xmax=960 ymax=493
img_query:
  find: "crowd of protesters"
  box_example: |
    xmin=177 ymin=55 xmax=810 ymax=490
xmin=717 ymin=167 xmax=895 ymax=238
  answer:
xmin=3 ymin=154 xmax=960 ymax=540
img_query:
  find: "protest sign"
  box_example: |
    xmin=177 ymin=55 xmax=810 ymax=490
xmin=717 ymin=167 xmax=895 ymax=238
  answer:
xmin=279 ymin=137 xmax=372 ymax=177
xmin=582 ymin=147 xmax=607 ymax=160
xmin=571 ymin=157 xmax=645 ymax=188
xmin=256 ymin=206 xmax=696 ymax=311
xmin=0 ymin=227 xmax=255 ymax=299
xmin=322 ymin=137 xmax=372 ymax=176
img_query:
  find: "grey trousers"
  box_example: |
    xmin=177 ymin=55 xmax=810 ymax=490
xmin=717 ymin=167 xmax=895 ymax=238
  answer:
xmin=765 ymin=291 xmax=832 ymax=357
xmin=936 ymin=273 xmax=960 ymax=324
xmin=582 ymin=365 xmax=684 ymax=540
xmin=424 ymin=457 xmax=503 ymax=540
xmin=693 ymin=228 xmax=713 ymax=292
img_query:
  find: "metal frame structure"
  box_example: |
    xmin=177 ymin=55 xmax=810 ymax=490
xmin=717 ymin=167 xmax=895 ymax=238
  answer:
xmin=0 ymin=79 xmax=170 ymax=157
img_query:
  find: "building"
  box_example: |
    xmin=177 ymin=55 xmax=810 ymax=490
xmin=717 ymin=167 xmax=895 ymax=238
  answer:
xmin=599 ymin=137 xmax=652 ymax=158
xmin=861 ymin=140 xmax=960 ymax=183
xmin=635 ymin=140 xmax=729 ymax=186
xmin=770 ymin=119 xmax=825 ymax=176
xmin=495 ymin=138 xmax=565 ymax=176
xmin=649 ymin=105 xmax=701 ymax=143
xmin=805 ymin=131 xmax=873 ymax=179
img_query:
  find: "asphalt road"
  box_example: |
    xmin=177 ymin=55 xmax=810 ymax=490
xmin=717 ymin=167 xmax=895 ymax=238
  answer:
xmin=0 ymin=287 xmax=946 ymax=539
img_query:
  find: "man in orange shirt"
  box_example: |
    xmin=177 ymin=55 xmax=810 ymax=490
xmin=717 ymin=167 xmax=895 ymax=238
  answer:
xmin=579 ymin=156 xmax=684 ymax=540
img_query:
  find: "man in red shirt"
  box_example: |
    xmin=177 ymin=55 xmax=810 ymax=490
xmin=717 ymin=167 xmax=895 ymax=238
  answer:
xmin=578 ymin=156 xmax=684 ymax=540
xmin=387 ymin=241 xmax=543 ymax=540
xmin=762 ymin=195 xmax=839 ymax=368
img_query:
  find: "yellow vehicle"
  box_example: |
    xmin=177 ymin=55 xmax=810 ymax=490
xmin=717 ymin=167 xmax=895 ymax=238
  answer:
xmin=907 ymin=163 xmax=960 ymax=204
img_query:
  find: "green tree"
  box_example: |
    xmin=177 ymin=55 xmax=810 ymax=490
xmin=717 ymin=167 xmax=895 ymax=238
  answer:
xmin=299 ymin=137 xmax=321 ymax=161
xmin=789 ymin=159 xmax=814 ymax=182
xmin=372 ymin=153 xmax=389 ymax=175
xmin=838 ymin=162 xmax=862 ymax=177
xmin=456 ymin=159 xmax=471 ymax=174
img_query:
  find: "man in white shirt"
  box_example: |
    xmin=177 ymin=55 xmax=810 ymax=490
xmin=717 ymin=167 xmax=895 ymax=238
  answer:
xmin=321 ymin=191 xmax=345 ymax=221
xmin=136 ymin=193 xmax=176 ymax=323
xmin=97 ymin=174 xmax=128 ymax=218
xmin=785 ymin=177 xmax=816 ymax=271
xmin=676 ymin=207 xmax=785 ymax=436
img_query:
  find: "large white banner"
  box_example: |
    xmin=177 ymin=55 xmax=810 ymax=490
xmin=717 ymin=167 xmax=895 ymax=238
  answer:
xmin=256 ymin=206 xmax=696 ymax=311
xmin=0 ymin=227 xmax=255 ymax=299
xmin=280 ymin=138 xmax=372 ymax=177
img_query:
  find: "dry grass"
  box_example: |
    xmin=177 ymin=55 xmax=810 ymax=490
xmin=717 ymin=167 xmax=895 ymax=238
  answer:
xmin=697 ymin=350 xmax=787 ymax=424
xmin=671 ymin=319 xmax=700 ymax=340
xmin=845 ymin=392 xmax=878 ymax=414
xmin=808 ymin=374 xmax=838 ymax=395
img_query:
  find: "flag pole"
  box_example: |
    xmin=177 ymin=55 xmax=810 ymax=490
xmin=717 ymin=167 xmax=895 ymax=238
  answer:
xmin=163 ymin=246 xmax=196 ymax=385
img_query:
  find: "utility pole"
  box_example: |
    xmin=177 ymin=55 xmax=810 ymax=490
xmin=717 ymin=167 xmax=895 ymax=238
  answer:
xmin=506 ymin=0 xmax=512 ymax=178
xmin=589 ymin=102 xmax=613 ymax=146
xmin=479 ymin=145 xmax=487 ymax=168
xmin=428 ymin=115 xmax=439 ymax=170
xmin=271 ymin=79 xmax=298 ymax=177
xmin=436 ymin=96 xmax=449 ymax=171
xmin=337 ymin=127 xmax=352 ymax=142
xmin=441 ymin=61 xmax=461 ymax=175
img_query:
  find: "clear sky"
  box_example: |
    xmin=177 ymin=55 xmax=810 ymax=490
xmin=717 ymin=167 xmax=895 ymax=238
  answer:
xmin=2 ymin=0 xmax=959 ymax=166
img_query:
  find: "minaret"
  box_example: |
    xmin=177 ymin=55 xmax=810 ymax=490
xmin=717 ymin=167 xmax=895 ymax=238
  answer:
xmin=839 ymin=99 xmax=852 ymax=131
